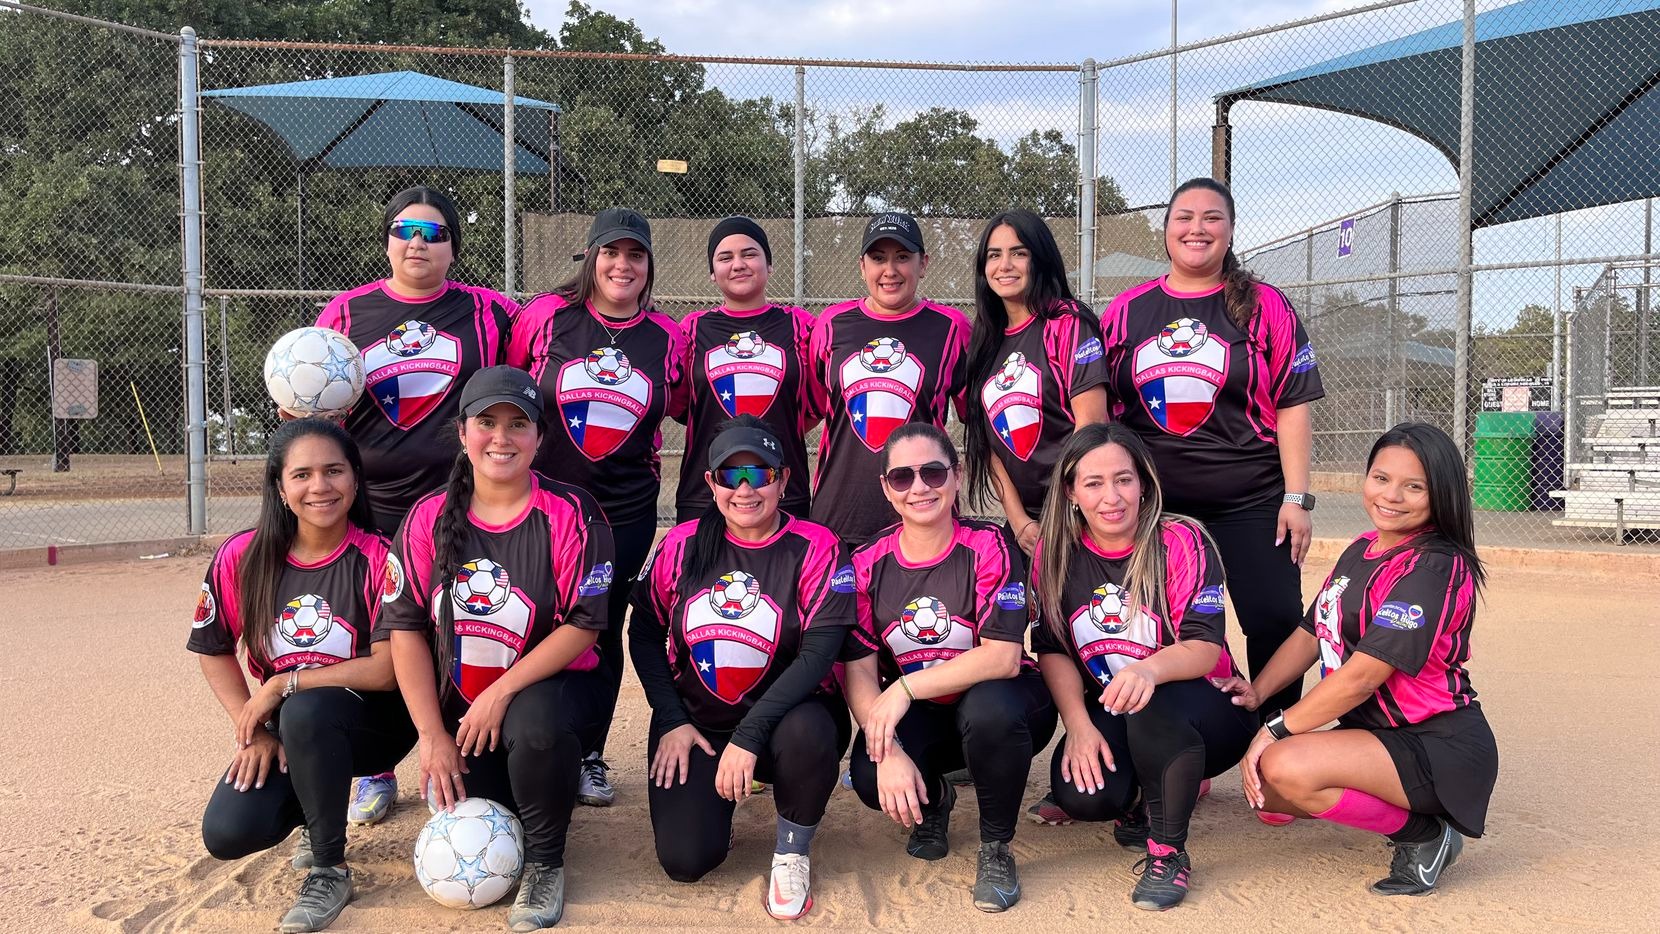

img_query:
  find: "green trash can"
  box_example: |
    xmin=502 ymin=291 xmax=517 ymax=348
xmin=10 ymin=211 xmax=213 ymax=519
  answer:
xmin=1472 ymin=412 xmax=1537 ymax=511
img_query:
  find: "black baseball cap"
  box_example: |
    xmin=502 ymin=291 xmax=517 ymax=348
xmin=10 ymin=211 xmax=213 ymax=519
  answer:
xmin=861 ymin=212 xmax=923 ymax=254
xmin=460 ymin=366 xmax=543 ymax=421
xmin=583 ymin=207 xmax=653 ymax=255
xmin=707 ymin=424 xmax=784 ymax=471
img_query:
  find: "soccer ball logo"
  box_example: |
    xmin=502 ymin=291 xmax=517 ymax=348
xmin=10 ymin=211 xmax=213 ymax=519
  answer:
xmin=279 ymin=594 xmax=333 ymax=648
xmin=1088 ymin=583 xmax=1129 ymax=634
xmin=900 ymin=596 xmax=952 ymax=645
xmin=708 ymin=570 xmax=762 ymax=620
xmin=584 ymin=346 xmax=633 ymax=385
xmin=454 ymin=559 xmax=511 ymax=616
xmin=1158 ymin=318 xmax=1209 ymax=357
xmin=993 ymin=351 xmax=1028 ymax=390
xmin=387 ymin=319 xmax=438 ymax=357
xmin=860 ymin=336 xmax=907 ymax=373
xmin=263 ymin=326 xmax=366 ymax=418
xmin=413 ymin=796 xmax=524 ymax=909
xmin=726 ymin=330 xmax=767 ymax=359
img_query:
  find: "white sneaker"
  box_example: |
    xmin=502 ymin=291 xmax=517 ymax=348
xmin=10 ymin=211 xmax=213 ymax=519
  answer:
xmin=765 ymin=852 xmax=813 ymax=920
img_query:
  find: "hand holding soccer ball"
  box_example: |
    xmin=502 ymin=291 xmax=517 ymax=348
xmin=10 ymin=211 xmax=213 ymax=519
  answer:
xmin=264 ymin=327 xmax=365 ymax=419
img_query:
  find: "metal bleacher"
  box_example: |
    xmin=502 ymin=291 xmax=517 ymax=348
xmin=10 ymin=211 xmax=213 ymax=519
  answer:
xmin=1552 ymin=387 xmax=1660 ymax=540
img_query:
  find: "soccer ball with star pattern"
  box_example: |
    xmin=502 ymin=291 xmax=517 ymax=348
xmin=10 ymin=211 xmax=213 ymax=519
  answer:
xmin=414 ymin=796 xmax=524 ymax=909
xmin=263 ymin=326 xmax=365 ymax=418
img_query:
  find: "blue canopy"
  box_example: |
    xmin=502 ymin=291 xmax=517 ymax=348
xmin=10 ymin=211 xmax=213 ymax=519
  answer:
xmin=204 ymin=70 xmax=559 ymax=173
xmin=1219 ymin=0 xmax=1660 ymax=227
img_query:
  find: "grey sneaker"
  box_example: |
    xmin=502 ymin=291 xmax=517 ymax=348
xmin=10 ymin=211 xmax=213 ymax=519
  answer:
xmin=971 ymin=840 xmax=1021 ymax=912
xmin=278 ymin=865 xmax=351 ymax=933
xmin=576 ymin=753 xmax=615 ymax=808
xmin=289 ymin=827 xmax=314 ymax=871
xmin=1370 ymin=819 xmax=1464 ymax=896
xmin=905 ymin=780 xmax=956 ymax=861
xmin=508 ymin=861 xmax=566 ymax=931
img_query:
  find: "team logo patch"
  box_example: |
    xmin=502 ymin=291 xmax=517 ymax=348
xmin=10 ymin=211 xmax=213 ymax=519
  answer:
xmin=686 ymin=570 xmax=781 ymax=704
xmin=192 ymin=582 xmax=217 ymax=628
xmin=577 ymin=561 xmax=614 ymax=597
xmin=1070 ymin=582 xmax=1157 ymax=685
xmin=1313 ymin=575 xmax=1351 ymax=676
xmin=363 ymin=318 xmax=463 ymax=429
xmin=995 ymin=581 xmax=1026 ymax=611
xmin=883 ymin=596 xmax=976 ymax=696
xmin=900 ymin=596 xmax=952 ymax=646
xmin=1132 ymin=317 xmax=1229 ymax=437
xmin=1372 ymin=600 xmax=1424 ymax=631
xmin=981 ymin=350 xmax=1042 ymax=461
xmin=381 ymin=554 xmax=405 ymax=604
xmin=1292 ymin=343 xmax=1318 ymax=373
xmin=1089 ymin=583 xmax=1130 ymax=634
xmin=1074 ymin=335 xmax=1104 ymax=366
xmin=453 ymin=559 xmax=512 ymax=616
xmin=841 ymin=335 xmax=924 ymax=452
xmin=706 ymin=330 xmax=785 ymax=418
xmin=279 ymin=594 xmax=334 ymax=648
xmin=1191 ymin=584 xmax=1226 ymax=612
xmin=445 ymin=556 xmax=534 ymax=702
xmin=558 ymin=346 xmax=652 ymax=461
xmin=829 ymin=564 xmax=856 ymax=594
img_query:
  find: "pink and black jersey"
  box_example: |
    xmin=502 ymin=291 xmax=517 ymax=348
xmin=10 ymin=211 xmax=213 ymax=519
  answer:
xmin=188 ymin=526 xmax=390 ymax=683
xmin=1030 ymin=521 xmax=1235 ymax=690
xmin=845 ymin=518 xmax=1031 ymax=703
xmin=1101 ymin=278 xmax=1323 ymax=510
xmin=979 ymin=306 xmax=1109 ymax=518
xmin=316 ymin=280 xmax=514 ymax=532
xmin=376 ymin=474 xmax=615 ymax=720
xmin=677 ymin=304 xmax=822 ymax=518
xmin=508 ymin=294 xmax=688 ymax=527
xmin=1303 ymin=531 xmax=1480 ymax=730
xmin=808 ymin=299 xmax=970 ymax=544
xmin=632 ymin=516 xmax=853 ymax=734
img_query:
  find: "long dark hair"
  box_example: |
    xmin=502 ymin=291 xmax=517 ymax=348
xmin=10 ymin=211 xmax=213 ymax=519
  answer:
xmin=384 ymin=185 xmax=463 ymax=260
xmin=963 ymin=210 xmax=1083 ymax=511
xmin=1366 ymin=422 xmax=1486 ymax=591
xmin=686 ymin=414 xmax=782 ymax=584
xmin=239 ymin=418 xmax=373 ymax=668
xmin=1163 ymin=177 xmax=1260 ymax=330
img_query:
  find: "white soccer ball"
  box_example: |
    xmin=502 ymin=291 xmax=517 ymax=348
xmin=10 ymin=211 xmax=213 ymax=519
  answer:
xmin=1158 ymin=317 xmax=1207 ymax=356
xmin=900 ymin=596 xmax=951 ymax=645
xmin=387 ymin=319 xmax=437 ymax=357
xmin=453 ymin=558 xmax=511 ymax=616
xmin=414 ymin=797 xmax=524 ymax=910
xmin=278 ymin=593 xmax=333 ymax=648
xmin=1089 ymin=583 xmax=1128 ymax=634
xmin=860 ymin=336 xmax=907 ymax=372
xmin=264 ymin=327 xmax=365 ymax=418
xmin=726 ymin=330 xmax=766 ymax=359
xmin=584 ymin=346 xmax=633 ymax=385
xmin=709 ymin=570 xmax=761 ymax=619
xmin=993 ymin=351 xmax=1027 ymax=390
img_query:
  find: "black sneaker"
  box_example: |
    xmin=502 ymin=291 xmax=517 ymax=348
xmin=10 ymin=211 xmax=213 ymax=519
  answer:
xmin=1130 ymin=843 xmax=1191 ymax=911
xmin=906 ymin=781 xmax=956 ymax=861
xmin=1113 ymin=801 xmax=1149 ymax=850
xmin=1370 ymin=819 xmax=1463 ymax=896
xmin=971 ymin=841 xmax=1021 ymax=912
xmin=278 ymin=865 xmax=351 ymax=933
xmin=508 ymin=861 xmax=566 ymax=931
xmin=576 ymin=753 xmax=615 ymax=808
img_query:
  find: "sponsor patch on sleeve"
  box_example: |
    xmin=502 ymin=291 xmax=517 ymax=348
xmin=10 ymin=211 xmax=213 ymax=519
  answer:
xmin=192 ymin=582 xmax=217 ymax=628
xmin=579 ymin=561 xmax=615 ymax=597
xmin=1292 ymin=343 xmax=1318 ymax=373
xmin=1073 ymin=336 xmax=1104 ymax=365
xmin=1190 ymin=584 xmax=1226 ymax=612
xmin=1371 ymin=600 xmax=1425 ymax=630
xmin=380 ymin=554 xmax=405 ymax=604
xmin=829 ymin=564 xmax=856 ymax=593
xmin=995 ymin=581 xmax=1027 ymax=610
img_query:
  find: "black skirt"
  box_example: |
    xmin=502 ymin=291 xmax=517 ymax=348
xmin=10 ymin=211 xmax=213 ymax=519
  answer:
xmin=1345 ymin=702 xmax=1498 ymax=838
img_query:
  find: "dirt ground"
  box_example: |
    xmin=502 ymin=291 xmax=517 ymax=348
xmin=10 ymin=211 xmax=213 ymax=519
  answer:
xmin=0 ymin=555 xmax=1654 ymax=932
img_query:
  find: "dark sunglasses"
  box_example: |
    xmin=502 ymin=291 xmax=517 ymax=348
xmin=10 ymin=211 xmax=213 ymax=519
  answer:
xmin=387 ymin=219 xmax=452 ymax=243
xmin=711 ymin=465 xmax=780 ymax=490
xmin=882 ymin=462 xmax=952 ymax=490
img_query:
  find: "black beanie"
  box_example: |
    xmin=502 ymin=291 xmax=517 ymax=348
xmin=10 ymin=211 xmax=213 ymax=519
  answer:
xmin=707 ymin=216 xmax=772 ymax=272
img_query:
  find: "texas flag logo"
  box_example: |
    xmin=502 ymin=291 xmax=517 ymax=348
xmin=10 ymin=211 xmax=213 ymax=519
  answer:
xmin=982 ymin=351 xmax=1042 ymax=461
xmin=684 ymin=571 xmax=781 ymax=704
xmin=1070 ymin=582 xmax=1157 ymax=685
xmin=442 ymin=557 xmax=533 ymax=703
xmin=362 ymin=319 xmax=463 ymax=429
xmin=1131 ymin=318 xmax=1229 ymax=436
xmin=706 ymin=331 xmax=785 ymax=417
xmin=842 ymin=337 xmax=923 ymax=451
xmin=557 ymin=346 xmax=652 ymax=461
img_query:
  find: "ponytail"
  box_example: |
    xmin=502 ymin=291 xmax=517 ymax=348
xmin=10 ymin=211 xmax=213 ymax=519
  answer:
xmin=428 ymin=446 xmax=475 ymax=690
xmin=685 ymin=501 xmax=725 ymax=586
xmin=1219 ymin=249 xmax=1262 ymax=331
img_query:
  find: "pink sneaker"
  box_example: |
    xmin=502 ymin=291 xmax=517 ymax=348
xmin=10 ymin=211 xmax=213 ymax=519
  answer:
xmin=1255 ymin=809 xmax=1296 ymax=826
xmin=1197 ymin=779 xmax=1212 ymax=800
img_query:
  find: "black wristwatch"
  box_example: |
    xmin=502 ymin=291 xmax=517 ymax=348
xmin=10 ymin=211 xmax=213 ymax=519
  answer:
xmin=1283 ymin=492 xmax=1317 ymax=511
xmin=1264 ymin=709 xmax=1293 ymax=741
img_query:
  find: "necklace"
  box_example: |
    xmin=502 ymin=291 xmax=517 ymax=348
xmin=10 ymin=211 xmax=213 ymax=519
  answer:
xmin=593 ymin=303 xmax=636 ymax=347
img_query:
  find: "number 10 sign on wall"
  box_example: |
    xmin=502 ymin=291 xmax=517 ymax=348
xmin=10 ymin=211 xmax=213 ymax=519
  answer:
xmin=1336 ymin=218 xmax=1355 ymax=258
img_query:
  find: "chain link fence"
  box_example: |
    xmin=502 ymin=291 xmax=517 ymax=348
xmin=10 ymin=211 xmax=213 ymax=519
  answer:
xmin=3 ymin=0 xmax=1658 ymax=549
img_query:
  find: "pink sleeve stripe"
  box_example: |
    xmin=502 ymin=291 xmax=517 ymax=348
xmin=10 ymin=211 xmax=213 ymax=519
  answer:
xmin=651 ymin=523 xmax=697 ymax=634
xmin=1102 ymin=278 xmax=1163 ymax=346
xmin=851 ymin=530 xmax=900 ymax=640
xmin=791 ymin=307 xmax=827 ymax=431
xmin=962 ymin=524 xmax=1015 ymax=625
xmin=508 ymin=293 xmax=570 ymax=378
xmin=1242 ymin=284 xmax=1301 ymax=443
xmin=402 ymin=493 xmax=446 ymax=599
xmin=650 ymin=310 xmax=691 ymax=421
xmin=456 ymin=283 xmax=515 ymax=366
xmin=532 ymin=486 xmax=587 ymax=614
xmin=1045 ymin=313 xmax=1079 ymax=407
xmin=1159 ymin=521 xmax=1204 ymax=635
xmin=211 ymin=529 xmax=258 ymax=638
xmin=317 ymin=279 xmax=386 ymax=334
xmin=793 ymin=522 xmax=843 ymax=628
xmin=350 ymin=526 xmax=392 ymax=628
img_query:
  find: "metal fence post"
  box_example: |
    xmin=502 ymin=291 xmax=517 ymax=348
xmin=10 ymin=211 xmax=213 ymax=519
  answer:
xmin=1169 ymin=0 xmax=1179 ymax=192
xmin=1077 ymin=59 xmax=1098 ymax=307
xmin=503 ymin=54 xmax=516 ymax=297
xmin=1552 ymin=213 xmax=1563 ymax=410
xmin=1640 ymin=198 xmax=1652 ymax=386
xmin=793 ymin=65 xmax=806 ymax=308
xmin=1387 ymin=192 xmax=1402 ymax=425
xmin=179 ymin=26 xmax=208 ymax=536
xmin=1451 ymin=0 xmax=1476 ymax=461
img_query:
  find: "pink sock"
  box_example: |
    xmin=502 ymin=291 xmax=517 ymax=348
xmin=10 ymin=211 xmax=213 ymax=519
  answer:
xmin=1311 ymin=788 xmax=1409 ymax=836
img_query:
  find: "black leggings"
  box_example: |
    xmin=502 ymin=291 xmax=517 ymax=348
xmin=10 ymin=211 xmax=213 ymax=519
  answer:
xmin=201 ymin=688 xmax=415 ymax=867
xmin=590 ymin=512 xmax=658 ymax=758
xmin=1049 ymin=678 xmax=1256 ymax=849
xmin=449 ymin=669 xmax=608 ymax=866
xmin=647 ymin=696 xmax=851 ymax=883
xmin=851 ymin=669 xmax=1057 ymax=844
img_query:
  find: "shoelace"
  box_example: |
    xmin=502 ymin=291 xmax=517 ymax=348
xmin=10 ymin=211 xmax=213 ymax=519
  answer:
xmin=583 ymin=759 xmax=611 ymax=783
xmin=518 ymin=863 xmax=557 ymax=905
xmin=774 ymin=855 xmax=810 ymax=900
xmin=294 ymin=869 xmax=344 ymax=910
xmin=1131 ymin=854 xmax=1179 ymax=882
xmin=977 ymin=845 xmax=1015 ymax=887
